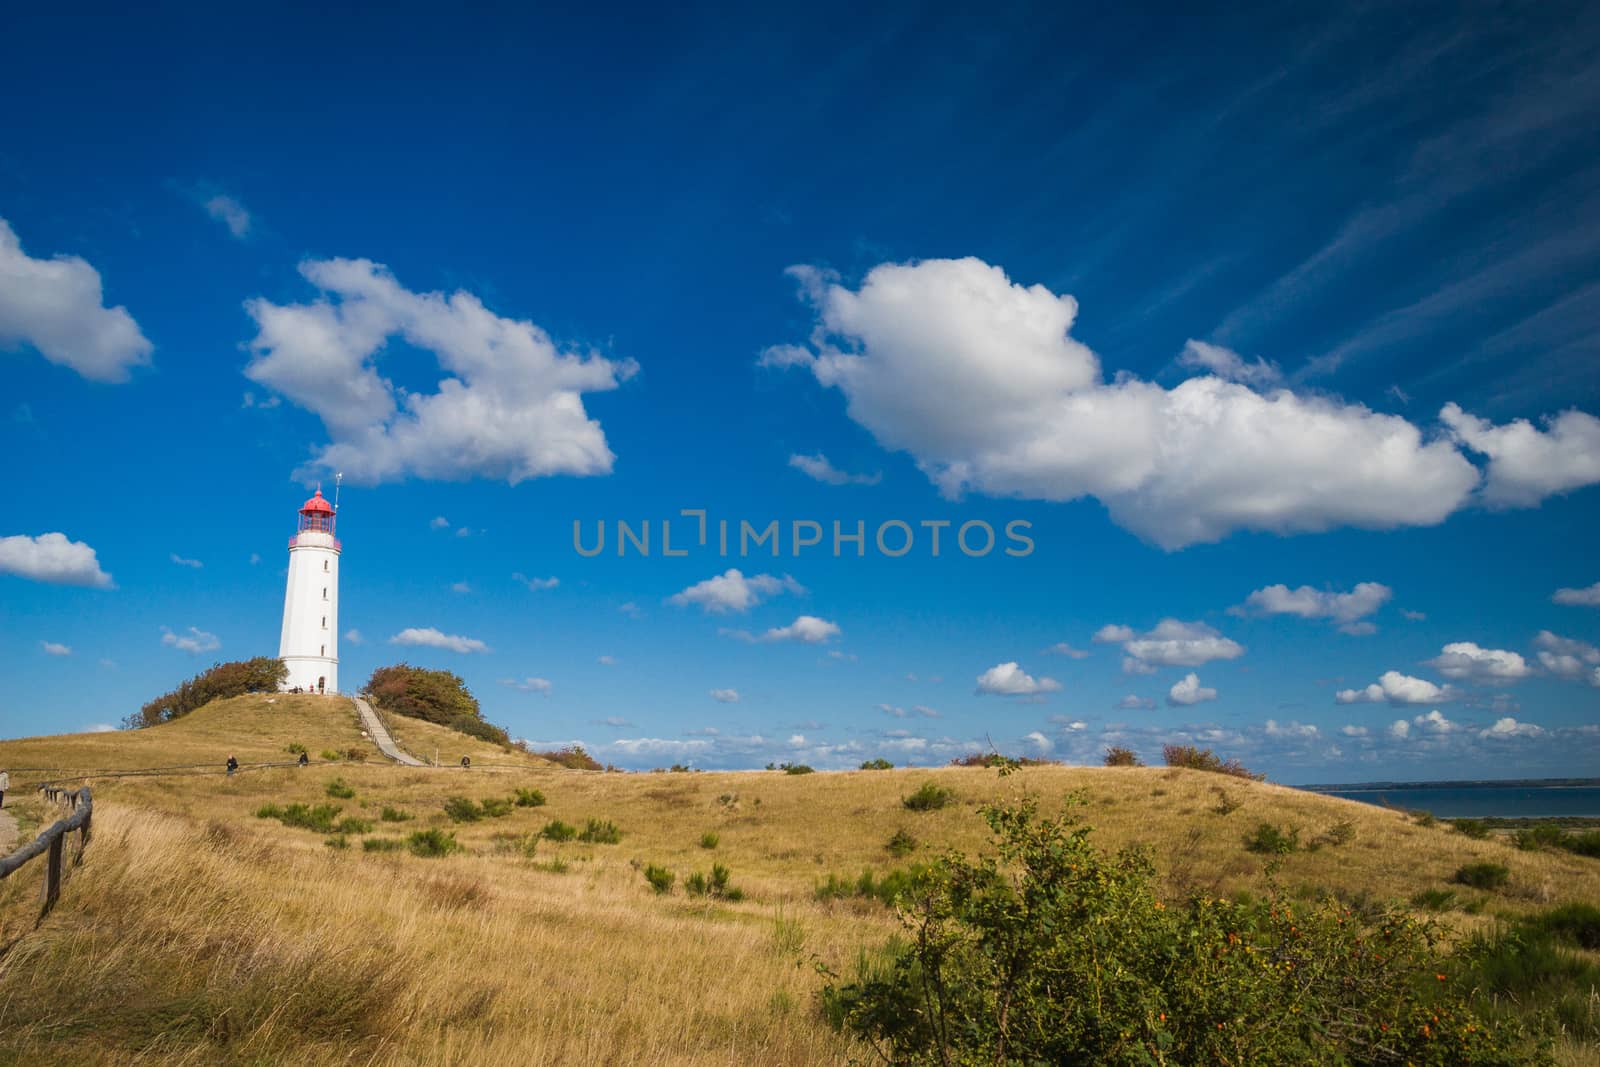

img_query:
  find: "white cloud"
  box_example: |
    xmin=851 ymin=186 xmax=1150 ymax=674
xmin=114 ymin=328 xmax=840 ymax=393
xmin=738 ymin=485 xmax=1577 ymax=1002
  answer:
xmin=1235 ymin=582 xmax=1391 ymax=633
xmin=725 ymin=614 xmax=841 ymax=644
xmin=430 ymin=516 xmax=450 ymax=529
xmin=1424 ymin=642 xmax=1533 ymax=682
xmin=1263 ymin=719 xmax=1319 ymax=738
xmin=243 ymin=257 xmax=636 ymax=485
xmin=975 ymin=662 xmax=1062 ymax=696
xmin=241 ymin=391 xmax=279 ymax=409
xmin=767 ymin=257 xmax=1483 ymax=549
xmin=1023 ymin=730 xmax=1054 ymax=753
xmin=389 ymin=627 xmax=490 ymax=654
xmin=877 ymin=703 xmax=907 ymax=717
xmin=204 ymin=194 xmax=252 ymax=239
xmin=618 ymin=601 xmax=642 ymax=618
xmin=595 ymin=716 xmax=633 ymax=728
xmin=1115 ymin=694 xmax=1156 ymax=710
xmin=162 ymin=626 xmax=220 ymax=654
xmin=710 ymin=688 xmax=740 ymax=703
xmin=913 ymin=704 xmax=941 ymax=718
xmin=449 ymin=581 xmax=471 ymax=594
xmin=669 ymin=568 xmax=804 ymax=613
xmin=1167 ymin=672 xmax=1217 ymax=706
xmin=1044 ymin=642 xmax=1091 ymax=658
xmin=1340 ymin=725 xmax=1369 ymax=737
xmin=344 ymin=628 xmax=364 ymax=645
xmin=1093 ymin=624 xmax=1136 ymax=643
xmin=0 ymin=532 xmax=114 ymax=588
xmin=1178 ymin=340 xmax=1282 ymax=388
xmin=1534 ymin=631 xmax=1600 ymax=687
xmin=500 ymin=677 xmax=552 ymax=694
xmin=788 ymin=452 xmax=882 ymax=486
xmin=1442 ymin=403 xmax=1600 ymax=508
xmin=0 ymin=218 xmax=152 ymax=381
xmin=83 ymin=723 xmax=116 ymax=733
xmin=1116 ymin=619 xmax=1245 ymax=672
xmin=513 ymin=573 xmax=559 ymax=591
xmin=1389 ymin=719 xmax=1411 ymax=739
xmin=1553 ymin=581 xmax=1600 ymax=607
xmin=1479 ymin=717 xmax=1545 ymax=740
xmin=249 ymin=553 xmax=261 ymax=564
xmin=1401 ymin=609 xmax=1427 ymax=621
xmin=597 ymin=654 xmax=617 ymax=665
xmin=40 ymin=641 xmax=71 ymax=656
xmin=1335 ymin=670 xmax=1456 ymax=705
xmin=170 ymin=553 xmax=203 ymax=569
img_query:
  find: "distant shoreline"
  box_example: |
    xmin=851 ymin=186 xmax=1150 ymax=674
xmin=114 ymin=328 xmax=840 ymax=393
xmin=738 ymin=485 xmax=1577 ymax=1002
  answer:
xmin=1299 ymin=777 xmax=1600 ymax=791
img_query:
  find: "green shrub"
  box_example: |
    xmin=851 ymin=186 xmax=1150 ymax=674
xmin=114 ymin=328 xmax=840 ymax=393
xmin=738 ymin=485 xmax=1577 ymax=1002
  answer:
xmin=819 ymin=797 xmax=1536 ymax=1065
xmin=1514 ymin=823 xmax=1568 ymax=852
xmin=1103 ymin=746 xmax=1142 ymax=767
xmin=1453 ymin=862 xmax=1511 ymax=891
xmin=644 ymin=864 xmax=674 ymax=894
xmin=578 ymin=818 xmax=622 ymax=844
xmin=286 ymin=742 xmax=307 ymax=755
xmin=1243 ymin=822 xmax=1300 ymax=854
xmin=478 ymin=797 xmax=514 ymax=818
xmin=1316 ymin=819 xmax=1356 ymax=847
xmin=443 ymin=795 xmax=483 ymax=822
xmin=541 ymin=819 xmax=577 ymax=842
xmin=362 ymin=837 xmax=403 ymax=853
xmin=514 ymin=788 xmax=546 ymax=807
xmin=532 ymin=745 xmax=603 ymax=771
xmin=699 ymin=831 xmax=720 ymax=850
xmin=685 ymin=863 xmax=744 ymax=901
xmin=1162 ymin=744 xmax=1263 ymax=780
xmin=1411 ymin=888 xmax=1458 ymax=912
xmin=257 ymin=802 xmax=344 ymax=833
xmin=319 ymin=749 xmax=343 ymax=762
xmin=860 ymin=758 xmax=894 ymax=770
xmin=325 ymin=778 xmax=356 ymax=799
xmin=1452 ymin=818 xmax=1491 ymax=839
xmin=343 ymin=747 xmax=367 ymax=762
xmin=1410 ymin=808 xmax=1438 ymax=828
xmin=816 ymin=865 xmax=934 ymax=908
xmin=1564 ymin=829 xmax=1600 ymax=858
xmin=325 ymin=834 xmax=349 ymax=850
xmin=885 ymin=829 xmax=917 ymax=857
xmin=379 ymin=806 xmax=412 ymax=822
xmin=782 ymin=763 xmax=815 ymax=775
xmin=406 ymin=829 xmax=460 ymax=858
xmin=1526 ymin=902 xmax=1600 ymax=950
xmin=902 ymin=782 xmax=953 ymax=811
xmin=334 ymin=816 xmax=373 ymax=834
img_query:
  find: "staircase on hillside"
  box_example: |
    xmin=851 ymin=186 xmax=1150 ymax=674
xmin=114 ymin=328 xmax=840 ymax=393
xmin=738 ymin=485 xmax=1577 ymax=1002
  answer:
xmin=352 ymin=696 xmax=428 ymax=766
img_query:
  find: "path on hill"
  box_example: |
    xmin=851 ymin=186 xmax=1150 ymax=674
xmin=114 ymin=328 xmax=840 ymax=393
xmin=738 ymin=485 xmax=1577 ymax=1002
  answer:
xmin=352 ymin=697 xmax=428 ymax=766
xmin=0 ymin=809 xmax=17 ymax=856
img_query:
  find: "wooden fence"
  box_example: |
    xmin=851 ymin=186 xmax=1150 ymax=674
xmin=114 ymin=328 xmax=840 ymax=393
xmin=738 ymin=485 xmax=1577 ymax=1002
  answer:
xmin=0 ymin=786 xmax=93 ymax=915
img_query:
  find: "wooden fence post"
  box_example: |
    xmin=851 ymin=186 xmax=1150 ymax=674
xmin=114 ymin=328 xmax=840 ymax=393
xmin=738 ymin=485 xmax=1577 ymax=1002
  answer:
xmin=41 ymin=835 xmax=63 ymax=912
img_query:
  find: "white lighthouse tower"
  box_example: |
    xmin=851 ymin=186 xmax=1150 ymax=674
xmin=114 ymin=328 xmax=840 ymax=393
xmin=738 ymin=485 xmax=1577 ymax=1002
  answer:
xmin=278 ymin=487 xmax=340 ymax=694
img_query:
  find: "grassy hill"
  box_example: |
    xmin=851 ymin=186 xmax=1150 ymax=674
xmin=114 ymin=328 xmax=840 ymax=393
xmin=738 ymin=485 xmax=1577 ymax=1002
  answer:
xmin=1 ymin=700 xmax=1596 ymax=1064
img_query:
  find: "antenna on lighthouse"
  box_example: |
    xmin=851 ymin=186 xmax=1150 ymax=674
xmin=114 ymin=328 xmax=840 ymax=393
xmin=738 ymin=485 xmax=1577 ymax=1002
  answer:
xmin=334 ymin=472 xmax=343 ymax=512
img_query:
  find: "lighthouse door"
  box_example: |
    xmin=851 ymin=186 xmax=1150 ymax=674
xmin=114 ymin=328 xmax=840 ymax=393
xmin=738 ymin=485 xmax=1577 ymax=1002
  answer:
xmin=318 ymin=676 xmax=326 ymax=694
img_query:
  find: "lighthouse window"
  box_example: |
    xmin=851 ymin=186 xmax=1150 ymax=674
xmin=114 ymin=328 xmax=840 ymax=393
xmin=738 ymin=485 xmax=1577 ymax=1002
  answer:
xmin=322 ymin=587 xmax=327 ymax=599
xmin=323 ymin=560 xmax=329 ymax=572
xmin=320 ymin=644 xmax=325 ymax=656
xmin=321 ymin=616 xmax=326 ymax=628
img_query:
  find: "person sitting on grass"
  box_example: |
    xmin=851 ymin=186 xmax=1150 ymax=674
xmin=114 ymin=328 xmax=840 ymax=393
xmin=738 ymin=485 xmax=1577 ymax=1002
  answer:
xmin=0 ymin=767 xmax=8 ymax=808
xmin=298 ymin=751 xmax=309 ymax=766
xmin=226 ymin=754 xmax=239 ymax=776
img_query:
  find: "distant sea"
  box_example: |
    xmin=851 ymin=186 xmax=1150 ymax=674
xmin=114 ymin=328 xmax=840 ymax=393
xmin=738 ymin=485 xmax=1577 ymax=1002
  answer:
xmin=1302 ymin=779 xmax=1600 ymax=818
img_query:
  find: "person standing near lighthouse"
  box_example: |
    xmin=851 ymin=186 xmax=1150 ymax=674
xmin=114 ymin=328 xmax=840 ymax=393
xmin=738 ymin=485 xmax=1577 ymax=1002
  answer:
xmin=278 ymin=482 xmax=341 ymax=695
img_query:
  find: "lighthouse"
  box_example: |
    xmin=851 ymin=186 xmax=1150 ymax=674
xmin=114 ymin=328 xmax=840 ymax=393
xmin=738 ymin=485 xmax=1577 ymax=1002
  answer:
xmin=278 ymin=488 xmax=340 ymax=694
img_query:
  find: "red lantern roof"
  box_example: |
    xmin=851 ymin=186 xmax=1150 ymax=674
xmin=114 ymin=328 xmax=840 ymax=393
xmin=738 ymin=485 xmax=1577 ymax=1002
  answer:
xmin=300 ymin=490 xmax=335 ymax=515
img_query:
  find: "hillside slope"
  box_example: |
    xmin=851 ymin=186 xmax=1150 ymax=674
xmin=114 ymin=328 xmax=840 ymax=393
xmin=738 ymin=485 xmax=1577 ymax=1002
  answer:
xmin=0 ymin=693 xmax=548 ymax=781
xmin=1 ymin=707 xmax=1596 ymax=1065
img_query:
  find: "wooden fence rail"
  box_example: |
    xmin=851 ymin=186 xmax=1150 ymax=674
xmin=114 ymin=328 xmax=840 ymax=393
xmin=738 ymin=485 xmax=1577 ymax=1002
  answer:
xmin=0 ymin=786 xmax=93 ymax=915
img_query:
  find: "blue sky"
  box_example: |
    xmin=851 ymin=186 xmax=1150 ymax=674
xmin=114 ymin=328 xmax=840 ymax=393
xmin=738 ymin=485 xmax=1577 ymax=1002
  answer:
xmin=2 ymin=4 xmax=1598 ymax=782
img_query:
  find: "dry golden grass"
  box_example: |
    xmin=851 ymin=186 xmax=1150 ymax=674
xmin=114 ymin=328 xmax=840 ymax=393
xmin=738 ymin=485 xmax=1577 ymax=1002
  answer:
xmin=2 ymin=702 xmax=1598 ymax=1064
